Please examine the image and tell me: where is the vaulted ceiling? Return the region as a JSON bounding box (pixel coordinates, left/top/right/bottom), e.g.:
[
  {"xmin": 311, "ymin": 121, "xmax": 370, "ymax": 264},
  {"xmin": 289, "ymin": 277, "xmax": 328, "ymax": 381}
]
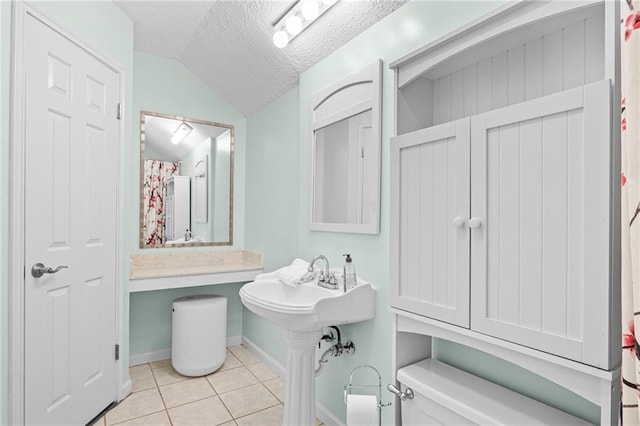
[{"xmin": 114, "ymin": 0, "xmax": 407, "ymax": 115}]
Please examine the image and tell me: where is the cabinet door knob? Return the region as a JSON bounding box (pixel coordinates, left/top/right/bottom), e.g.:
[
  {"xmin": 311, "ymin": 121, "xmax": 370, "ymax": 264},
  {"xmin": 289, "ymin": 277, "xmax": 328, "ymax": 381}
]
[
  {"xmin": 469, "ymin": 218, "xmax": 482, "ymax": 229},
  {"xmin": 452, "ymin": 216, "xmax": 466, "ymax": 228}
]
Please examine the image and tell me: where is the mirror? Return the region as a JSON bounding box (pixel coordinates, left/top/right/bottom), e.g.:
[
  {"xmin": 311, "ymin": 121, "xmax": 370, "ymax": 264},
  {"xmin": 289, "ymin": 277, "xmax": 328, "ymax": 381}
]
[
  {"xmin": 139, "ymin": 111, "xmax": 233, "ymax": 248},
  {"xmin": 309, "ymin": 60, "xmax": 381, "ymax": 234},
  {"xmin": 313, "ymin": 109, "xmax": 376, "ymax": 224}
]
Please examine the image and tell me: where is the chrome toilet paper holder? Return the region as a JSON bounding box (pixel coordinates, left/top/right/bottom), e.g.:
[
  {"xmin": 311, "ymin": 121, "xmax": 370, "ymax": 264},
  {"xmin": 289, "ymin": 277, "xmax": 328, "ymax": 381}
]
[{"xmin": 344, "ymin": 364, "xmax": 391, "ymax": 425}]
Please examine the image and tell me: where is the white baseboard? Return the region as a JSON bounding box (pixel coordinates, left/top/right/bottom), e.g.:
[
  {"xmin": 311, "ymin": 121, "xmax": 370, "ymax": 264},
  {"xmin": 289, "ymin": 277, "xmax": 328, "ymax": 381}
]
[
  {"xmin": 240, "ymin": 336, "xmax": 285, "ymax": 377},
  {"xmin": 241, "ymin": 336, "xmax": 345, "ymax": 426},
  {"xmin": 227, "ymin": 335, "xmax": 242, "ymax": 346},
  {"xmin": 129, "ymin": 348, "xmax": 172, "ymax": 366},
  {"xmin": 316, "ymin": 400, "xmax": 344, "ymax": 426},
  {"xmin": 129, "ymin": 335, "xmax": 242, "ymax": 366}
]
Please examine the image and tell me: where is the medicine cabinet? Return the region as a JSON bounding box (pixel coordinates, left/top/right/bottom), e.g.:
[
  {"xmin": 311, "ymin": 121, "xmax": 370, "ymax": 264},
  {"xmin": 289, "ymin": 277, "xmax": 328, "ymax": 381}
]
[{"xmin": 309, "ymin": 60, "xmax": 382, "ymax": 234}]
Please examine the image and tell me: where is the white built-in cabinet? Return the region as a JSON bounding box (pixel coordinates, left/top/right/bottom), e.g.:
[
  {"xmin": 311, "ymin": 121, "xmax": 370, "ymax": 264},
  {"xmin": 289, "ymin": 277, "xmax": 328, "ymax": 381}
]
[{"xmin": 389, "ymin": 1, "xmax": 620, "ymax": 424}]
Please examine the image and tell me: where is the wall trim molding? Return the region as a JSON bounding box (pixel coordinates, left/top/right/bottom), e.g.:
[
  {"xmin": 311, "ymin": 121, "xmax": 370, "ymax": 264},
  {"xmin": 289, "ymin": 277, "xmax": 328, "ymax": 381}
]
[
  {"xmin": 240, "ymin": 336, "xmax": 285, "ymax": 377},
  {"xmin": 129, "ymin": 349, "xmax": 172, "ymax": 367},
  {"xmin": 129, "ymin": 335, "xmax": 242, "ymax": 367}
]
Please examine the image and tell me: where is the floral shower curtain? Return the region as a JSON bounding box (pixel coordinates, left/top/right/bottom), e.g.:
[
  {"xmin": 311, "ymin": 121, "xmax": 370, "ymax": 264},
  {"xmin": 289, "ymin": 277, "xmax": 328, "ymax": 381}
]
[
  {"xmin": 143, "ymin": 159, "xmax": 179, "ymax": 246},
  {"xmin": 622, "ymin": 0, "xmax": 640, "ymax": 423}
]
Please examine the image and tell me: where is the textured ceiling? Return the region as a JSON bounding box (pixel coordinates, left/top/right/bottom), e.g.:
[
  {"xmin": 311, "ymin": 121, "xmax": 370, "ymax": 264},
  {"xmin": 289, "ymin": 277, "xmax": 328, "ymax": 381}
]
[{"xmin": 114, "ymin": 0, "xmax": 407, "ymax": 115}]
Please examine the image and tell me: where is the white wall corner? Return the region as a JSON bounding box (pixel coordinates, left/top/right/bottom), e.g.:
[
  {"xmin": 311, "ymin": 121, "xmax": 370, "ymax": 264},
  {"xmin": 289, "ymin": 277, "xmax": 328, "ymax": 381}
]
[{"xmin": 119, "ymin": 379, "xmax": 132, "ymax": 402}]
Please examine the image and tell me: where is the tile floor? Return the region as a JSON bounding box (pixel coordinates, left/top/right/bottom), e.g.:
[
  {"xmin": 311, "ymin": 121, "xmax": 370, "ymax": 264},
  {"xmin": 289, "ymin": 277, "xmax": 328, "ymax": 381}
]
[{"xmin": 95, "ymin": 345, "xmax": 325, "ymax": 426}]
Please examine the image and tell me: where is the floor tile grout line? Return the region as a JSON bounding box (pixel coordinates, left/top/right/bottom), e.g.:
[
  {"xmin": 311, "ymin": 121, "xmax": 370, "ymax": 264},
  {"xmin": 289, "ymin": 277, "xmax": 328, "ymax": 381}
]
[
  {"xmin": 108, "ymin": 407, "xmax": 167, "ymax": 426},
  {"xmin": 215, "ymin": 382, "xmax": 281, "ymax": 420},
  {"xmin": 124, "ymin": 345, "xmax": 283, "ymax": 425},
  {"xmin": 213, "ymin": 383, "xmax": 239, "ymax": 423},
  {"xmin": 260, "ymin": 375, "xmax": 285, "ymax": 403},
  {"xmin": 232, "ymin": 402, "xmax": 285, "ymax": 423},
  {"xmin": 149, "ymin": 363, "xmax": 173, "ymax": 423},
  {"xmin": 104, "ymin": 385, "xmax": 166, "ymax": 426},
  {"xmin": 164, "ymin": 393, "xmax": 224, "ymax": 411}
]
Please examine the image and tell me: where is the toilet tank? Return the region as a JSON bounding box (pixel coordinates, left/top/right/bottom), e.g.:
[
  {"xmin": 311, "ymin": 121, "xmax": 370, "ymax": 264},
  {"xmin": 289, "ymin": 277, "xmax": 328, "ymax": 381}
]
[{"xmin": 396, "ymin": 359, "xmax": 591, "ymax": 425}]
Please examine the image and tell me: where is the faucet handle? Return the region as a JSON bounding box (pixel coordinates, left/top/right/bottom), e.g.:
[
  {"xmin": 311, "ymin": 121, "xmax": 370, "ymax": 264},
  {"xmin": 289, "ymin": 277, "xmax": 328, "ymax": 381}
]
[{"xmin": 328, "ymin": 273, "xmax": 338, "ymax": 285}]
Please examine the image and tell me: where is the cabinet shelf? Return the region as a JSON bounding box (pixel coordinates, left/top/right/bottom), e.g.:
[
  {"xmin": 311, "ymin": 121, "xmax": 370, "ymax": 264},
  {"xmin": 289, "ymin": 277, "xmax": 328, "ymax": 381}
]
[{"xmin": 392, "ymin": 1, "xmax": 606, "ymax": 136}]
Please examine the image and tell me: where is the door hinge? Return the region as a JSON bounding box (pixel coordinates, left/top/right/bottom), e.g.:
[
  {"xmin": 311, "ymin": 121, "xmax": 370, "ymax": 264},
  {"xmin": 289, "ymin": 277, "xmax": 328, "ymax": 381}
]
[
  {"xmin": 117, "ymin": 103, "xmax": 122, "ymax": 120},
  {"xmin": 115, "ymin": 344, "xmax": 120, "ymax": 361}
]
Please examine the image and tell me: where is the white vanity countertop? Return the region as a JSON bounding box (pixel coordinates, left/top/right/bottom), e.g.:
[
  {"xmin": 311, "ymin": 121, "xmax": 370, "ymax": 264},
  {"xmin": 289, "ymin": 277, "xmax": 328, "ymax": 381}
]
[{"xmin": 129, "ymin": 250, "xmax": 263, "ymax": 292}]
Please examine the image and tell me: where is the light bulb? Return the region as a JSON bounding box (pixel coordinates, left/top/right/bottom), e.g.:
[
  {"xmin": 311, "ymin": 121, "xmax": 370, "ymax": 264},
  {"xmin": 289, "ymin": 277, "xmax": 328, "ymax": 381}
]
[
  {"xmin": 273, "ymin": 30, "xmax": 289, "ymax": 48},
  {"xmin": 285, "ymin": 15, "xmax": 302, "ymax": 36},
  {"xmin": 301, "ymin": 0, "xmax": 320, "ymax": 21}
]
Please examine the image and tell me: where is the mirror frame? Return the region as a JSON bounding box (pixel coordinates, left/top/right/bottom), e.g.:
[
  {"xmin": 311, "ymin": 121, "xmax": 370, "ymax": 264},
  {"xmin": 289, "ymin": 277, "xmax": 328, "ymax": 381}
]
[
  {"xmin": 308, "ymin": 60, "xmax": 382, "ymax": 234},
  {"xmin": 139, "ymin": 111, "xmax": 234, "ymax": 248}
]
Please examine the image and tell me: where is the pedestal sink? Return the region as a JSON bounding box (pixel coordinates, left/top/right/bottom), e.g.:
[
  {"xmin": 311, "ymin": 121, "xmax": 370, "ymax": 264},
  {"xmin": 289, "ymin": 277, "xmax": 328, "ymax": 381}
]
[{"xmin": 239, "ymin": 277, "xmax": 376, "ymax": 426}]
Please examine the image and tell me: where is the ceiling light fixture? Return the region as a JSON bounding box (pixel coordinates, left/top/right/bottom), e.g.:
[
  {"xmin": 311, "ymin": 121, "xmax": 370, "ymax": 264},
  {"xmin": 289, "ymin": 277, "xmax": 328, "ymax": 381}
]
[
  {"xmin": 272, "ymin": 0, "xmax": 338, "ymax": 48},
  {"xmin": 171, "ymin": 121, "xmax": 192, "ymax": 144}
]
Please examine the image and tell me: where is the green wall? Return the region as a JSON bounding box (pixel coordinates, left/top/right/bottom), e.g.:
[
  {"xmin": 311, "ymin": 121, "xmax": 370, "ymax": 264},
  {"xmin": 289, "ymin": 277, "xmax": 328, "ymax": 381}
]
[
  {"xmin": 244, "ymin": 1, "xmax": 599, "ymax": 424},
  {"xmin": 128, "ymin": 51, "xmax": 249, "ymax": 356},
  {"xmin": 130, "ymin": 284, "xmax": 244, "ymax": 355},
  {"xmin": 244, "ymin": 86, "xmax": 301, "ymax": 366},
  {"xmin": 244, "ymin": 86, "xmax": 300, "ymax": 273}
]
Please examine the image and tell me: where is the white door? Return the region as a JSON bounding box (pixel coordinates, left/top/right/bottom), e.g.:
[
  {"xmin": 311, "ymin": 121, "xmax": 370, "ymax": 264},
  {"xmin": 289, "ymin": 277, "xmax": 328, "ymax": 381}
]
[
  {"xmin": 390, "ymin": 118, "xmax": 470, "ymax": 327},
  {"xmin": 470, "ymin": 80, "xmax": 611, "ymax": 368},
  {"xmin": 23, "ymin": 13, "xmax": 119, "ymax": 425}
]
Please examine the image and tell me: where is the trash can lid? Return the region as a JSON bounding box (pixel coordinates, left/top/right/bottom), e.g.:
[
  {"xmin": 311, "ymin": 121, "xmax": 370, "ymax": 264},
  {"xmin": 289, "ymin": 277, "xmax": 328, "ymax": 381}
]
[{"xmin": 172, "ymin": 294, "xmax": 226, "ymax": 307}]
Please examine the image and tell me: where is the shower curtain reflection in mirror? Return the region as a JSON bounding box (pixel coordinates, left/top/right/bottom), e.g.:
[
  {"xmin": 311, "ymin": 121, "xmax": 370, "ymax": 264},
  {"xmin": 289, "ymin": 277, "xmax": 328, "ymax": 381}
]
[{"xmin": 143, "ymin": 160, "xmax": 179, "ymax": 246}]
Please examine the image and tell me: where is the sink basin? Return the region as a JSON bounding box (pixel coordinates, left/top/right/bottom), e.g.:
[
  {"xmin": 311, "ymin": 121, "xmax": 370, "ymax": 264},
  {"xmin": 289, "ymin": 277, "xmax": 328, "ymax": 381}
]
[
  {"xmin": 239, "ymin": 278, "xmax": 376, "ymax": 331},
  {"xmin": 239, "ymin": 269, "xmax": 377, "ymax": 425}
]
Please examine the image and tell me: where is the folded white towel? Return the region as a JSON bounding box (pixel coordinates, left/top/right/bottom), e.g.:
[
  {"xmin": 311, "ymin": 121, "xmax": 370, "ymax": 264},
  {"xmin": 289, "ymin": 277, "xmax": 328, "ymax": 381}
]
[
  {"xmin": 255, "ymin": 258, "xmax": 314, "ymax": 286},
  {"xmin": 275, "ymin": 258, "xmax": 312, "ymax": 286}
]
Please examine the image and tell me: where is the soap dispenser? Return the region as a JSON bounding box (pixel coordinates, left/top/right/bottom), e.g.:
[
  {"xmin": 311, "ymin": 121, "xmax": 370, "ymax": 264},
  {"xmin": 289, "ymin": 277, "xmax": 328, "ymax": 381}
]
[{"xmin": 343, "ymin": 254, "xmax": 357, "ymax": 291}]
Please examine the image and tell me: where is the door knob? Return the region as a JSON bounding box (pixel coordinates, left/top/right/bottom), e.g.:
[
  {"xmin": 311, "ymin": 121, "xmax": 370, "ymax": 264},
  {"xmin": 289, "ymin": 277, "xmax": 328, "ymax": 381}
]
[
  {"xmin": 452, "ymin": 216, "xmax": 466, "ymax": 228},
  {"xmin": 469, "ymin": 218, "xmax": 482, "ymax": 229},
  {"xmin": 31, "ymin": 263, "xmax": 68, "ymax": 278}
]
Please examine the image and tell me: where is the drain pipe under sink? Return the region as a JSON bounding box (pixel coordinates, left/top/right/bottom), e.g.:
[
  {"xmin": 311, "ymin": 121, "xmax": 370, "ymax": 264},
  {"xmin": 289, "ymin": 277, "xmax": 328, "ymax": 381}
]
[
  {"xmin": 315, "ymin": 326, "xmax": 355, "ymax": 376},
  {"xmin": 315, "ymin": 347, "xmax": 334, "ymax": 376}
]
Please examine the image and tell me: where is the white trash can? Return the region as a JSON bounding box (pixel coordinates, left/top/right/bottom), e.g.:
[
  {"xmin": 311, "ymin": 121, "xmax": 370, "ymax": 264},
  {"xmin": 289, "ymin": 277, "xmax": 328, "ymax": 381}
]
[{"xmin": 171, "ymin": 295, "xmax": 227, "ymax": 376}]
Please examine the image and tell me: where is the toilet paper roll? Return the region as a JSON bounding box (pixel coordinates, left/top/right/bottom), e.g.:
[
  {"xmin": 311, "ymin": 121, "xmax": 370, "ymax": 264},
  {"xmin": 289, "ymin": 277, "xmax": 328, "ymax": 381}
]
[{"xmin": 346, "ymin": 394, "xmax": 378, "ymax": 426}]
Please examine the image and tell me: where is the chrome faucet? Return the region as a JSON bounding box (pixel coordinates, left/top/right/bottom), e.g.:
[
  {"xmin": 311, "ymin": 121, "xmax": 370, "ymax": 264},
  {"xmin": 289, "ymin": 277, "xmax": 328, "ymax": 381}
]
[{"xmin": 308, "ymin": 255, "xmax": 339, "ymax": 289}]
